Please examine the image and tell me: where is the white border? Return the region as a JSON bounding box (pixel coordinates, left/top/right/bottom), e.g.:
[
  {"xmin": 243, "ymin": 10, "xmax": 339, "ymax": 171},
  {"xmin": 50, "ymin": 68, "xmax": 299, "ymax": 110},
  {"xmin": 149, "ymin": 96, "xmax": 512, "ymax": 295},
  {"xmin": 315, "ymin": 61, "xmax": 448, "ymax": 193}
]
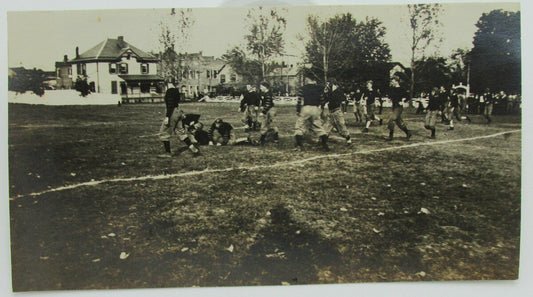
[{"xmin": 1, "ymin": 1, "xmax": 531, "ymax": 297}]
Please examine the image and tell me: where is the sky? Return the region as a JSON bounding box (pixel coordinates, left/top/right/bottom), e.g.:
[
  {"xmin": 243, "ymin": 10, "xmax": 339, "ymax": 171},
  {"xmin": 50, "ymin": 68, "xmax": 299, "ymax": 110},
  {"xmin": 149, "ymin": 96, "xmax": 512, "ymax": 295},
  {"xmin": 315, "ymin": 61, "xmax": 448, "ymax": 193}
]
[{"xmin": 6, "ymin": 1, "xmax": 520, "ymax": 70}]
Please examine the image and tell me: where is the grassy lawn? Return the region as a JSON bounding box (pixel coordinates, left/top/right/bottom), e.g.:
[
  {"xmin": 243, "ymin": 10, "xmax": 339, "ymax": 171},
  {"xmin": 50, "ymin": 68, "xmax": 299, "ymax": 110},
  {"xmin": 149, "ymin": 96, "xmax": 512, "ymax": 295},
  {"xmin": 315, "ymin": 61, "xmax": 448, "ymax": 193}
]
[{"xmin": 8, "ymin": 102, "xmax": 521, "ymax": 291}]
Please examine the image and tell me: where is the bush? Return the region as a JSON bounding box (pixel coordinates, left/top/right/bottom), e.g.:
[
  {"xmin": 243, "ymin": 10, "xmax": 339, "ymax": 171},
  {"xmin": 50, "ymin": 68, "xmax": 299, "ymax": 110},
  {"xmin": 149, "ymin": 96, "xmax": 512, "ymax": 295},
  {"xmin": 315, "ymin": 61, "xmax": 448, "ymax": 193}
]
[{"xmin": 74, "ymin": 77, "xmax": 91, "ymax": 97}]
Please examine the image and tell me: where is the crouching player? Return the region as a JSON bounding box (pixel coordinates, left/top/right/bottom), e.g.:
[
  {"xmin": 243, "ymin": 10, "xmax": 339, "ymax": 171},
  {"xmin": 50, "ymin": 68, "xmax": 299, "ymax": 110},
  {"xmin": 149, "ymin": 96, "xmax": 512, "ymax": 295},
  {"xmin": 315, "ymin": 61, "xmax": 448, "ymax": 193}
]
[
  {"xmin": 158, "ymin": 84, "xmax": 199, "ymax": 157},
  {"xmin": 208, "ymin": 118, "xmax": 235, "ymax": 146}
]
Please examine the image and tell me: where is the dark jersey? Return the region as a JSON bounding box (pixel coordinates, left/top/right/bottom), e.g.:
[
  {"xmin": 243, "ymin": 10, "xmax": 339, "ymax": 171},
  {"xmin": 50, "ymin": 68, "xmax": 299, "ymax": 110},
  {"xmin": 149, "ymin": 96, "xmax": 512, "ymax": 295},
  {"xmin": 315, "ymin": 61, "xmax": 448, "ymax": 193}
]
[
  {"xmin": 363, "ymin": 89, "xmax": 377, "ymax": 106},
  {"xmin": 182, "ymin": 114, "xmax": 201, "ymax": 129},
  {"xmin": 450, "ymin": 94, "xmax": 459, "ymax": 108},
  {"xmin": 240, "ymin": 91, "xmax": 261, "ymax": 110},
  {"xmin": 164, "ymin": 87, "xmax": 181, "ymax": 118},
  {"xmin": 428, "ymin": 93, "xmax": 444, "ymax": 111},
  {"xmin": 296, "ymin": 84, "xmax": 324, "ymax": 113},
  {"xmin": 327, "ymin": 87, "xmax": 346, "ymax": 111},
  {"xmin": 194, "ymin": 130, "xmax": 210, "ymax": 145},
  {"xmin": 208, "ymin": 121, "xmax": 234, "ymax": 140},
  {"xmin": 389, "ymin": 87, "xmax": 407, "ymax": 108},
  {"xmin": 484, "ymin": 93, "xmax": 494, "ymax": 104},
  {"xmin": 260, "ymin": 91, "xmax": 274, "ymax": 113}
]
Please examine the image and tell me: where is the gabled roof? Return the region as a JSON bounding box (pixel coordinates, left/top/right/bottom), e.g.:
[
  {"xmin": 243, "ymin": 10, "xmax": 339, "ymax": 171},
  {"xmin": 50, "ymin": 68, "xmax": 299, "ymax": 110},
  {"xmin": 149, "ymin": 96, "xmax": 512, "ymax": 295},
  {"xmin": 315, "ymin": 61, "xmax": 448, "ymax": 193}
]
[{"xmin": 70, "ymin": 37, "xmax": 158, "ymax": 63}]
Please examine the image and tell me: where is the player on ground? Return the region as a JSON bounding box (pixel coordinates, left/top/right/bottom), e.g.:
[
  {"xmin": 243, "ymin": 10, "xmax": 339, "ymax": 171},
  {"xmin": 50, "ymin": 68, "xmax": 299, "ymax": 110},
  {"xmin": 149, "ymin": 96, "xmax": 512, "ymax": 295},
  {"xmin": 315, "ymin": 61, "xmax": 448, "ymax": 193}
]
[
  {"xmin": 323, "ymin": 79, "xmax": 351, "ymax": 144},
  {"xmin": 386, "ymin": 74, "xmax": 412, "ymax": 141},
  {"xmin": 294, "ymin": 81, "xmax": 329, "ymax": 151},
  {"xmin": 208, "ymin": 118, "xmax": 235, "ymax": 146},
  {"xmin": 258, "ymin": 82, "xmax": 279, "ymax": 145},
  {"xmin": 158, "ymin": 83, "xmax": 199, "ymax": 157},
  {"xmin": 361, "ymin": 80, "xmax": 383, "ymax": 133}
]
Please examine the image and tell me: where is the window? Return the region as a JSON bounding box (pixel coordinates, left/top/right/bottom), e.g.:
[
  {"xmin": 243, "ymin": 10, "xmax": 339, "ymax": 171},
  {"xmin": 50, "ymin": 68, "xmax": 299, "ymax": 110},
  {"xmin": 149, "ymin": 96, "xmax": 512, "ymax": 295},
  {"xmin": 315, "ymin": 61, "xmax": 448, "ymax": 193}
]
[
  {"xmin": 230, "ymin": 73, "xmax": 237, "ymax": 82},
  {"xmin": 118, "ymin": 63, "xmax": 128, "ymax": 74},
  {"xmin": 213, "ymin": 70, "xmax": 218, "ymax": 78},
  {"xmin": 220, "ymin": 74, "xmax": 226, "ymax": 83},
  {"xmin": 140, "ymin": 63, "xmax": 149, "ymax": 74},
  {"xmin": 206, "ymin": 70, "xmax": 210, "ymax": 78},
  {"xmin": 57, "ymin": 69, "xmax": 61, "ymax": 78},
  {"xmin": 89, "ymin": 81, "xmax": 96, "ymax": 92},
  {"xmin": 77, "ymin": 63, "xmax": 86, "ymax": 76},
  {"xmin": 111, "ymin": 81, "xmax": 118, "ymax": 94},
  {"xmin": 68, "ymin": 67, "xmax": 72, "ymax": 75},
  {"xmin": 109, "ymin": 63, "xmax": 117, "ymax": 74}
]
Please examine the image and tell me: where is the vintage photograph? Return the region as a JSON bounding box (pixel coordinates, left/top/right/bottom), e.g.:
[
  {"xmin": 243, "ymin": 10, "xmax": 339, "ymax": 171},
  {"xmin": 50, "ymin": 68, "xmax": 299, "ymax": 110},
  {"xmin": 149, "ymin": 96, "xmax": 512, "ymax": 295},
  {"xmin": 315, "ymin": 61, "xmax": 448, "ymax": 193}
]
[{"xmin": 7, "ymin": 1, "xmax": 522, "ymax": 292}]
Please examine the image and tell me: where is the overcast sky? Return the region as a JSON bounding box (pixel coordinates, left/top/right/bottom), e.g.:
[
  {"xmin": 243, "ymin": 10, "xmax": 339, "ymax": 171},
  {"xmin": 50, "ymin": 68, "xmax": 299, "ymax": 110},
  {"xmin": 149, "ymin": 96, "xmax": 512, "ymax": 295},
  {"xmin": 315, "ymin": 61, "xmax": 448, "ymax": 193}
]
[{"xmin": 7, "ymin": 1, "xmax": 520, "ymax": 70}]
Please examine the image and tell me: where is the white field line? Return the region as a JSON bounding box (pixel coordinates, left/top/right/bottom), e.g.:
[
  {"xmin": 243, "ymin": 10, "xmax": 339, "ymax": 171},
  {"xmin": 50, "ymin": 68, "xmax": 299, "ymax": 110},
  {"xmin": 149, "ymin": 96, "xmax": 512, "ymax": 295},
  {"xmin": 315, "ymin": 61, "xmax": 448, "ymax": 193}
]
[{"xmin": 11, "ymin": 129, "xmax": 520, "ymax": 200}]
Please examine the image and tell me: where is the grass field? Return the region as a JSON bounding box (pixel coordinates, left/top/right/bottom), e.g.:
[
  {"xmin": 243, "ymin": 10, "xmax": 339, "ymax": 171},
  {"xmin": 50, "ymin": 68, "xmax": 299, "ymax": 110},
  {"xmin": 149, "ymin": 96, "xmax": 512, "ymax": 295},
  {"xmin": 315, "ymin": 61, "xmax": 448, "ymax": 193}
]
[{"xmin": 8, "ymin": 102, "xmax": 521, "ymax": 291}]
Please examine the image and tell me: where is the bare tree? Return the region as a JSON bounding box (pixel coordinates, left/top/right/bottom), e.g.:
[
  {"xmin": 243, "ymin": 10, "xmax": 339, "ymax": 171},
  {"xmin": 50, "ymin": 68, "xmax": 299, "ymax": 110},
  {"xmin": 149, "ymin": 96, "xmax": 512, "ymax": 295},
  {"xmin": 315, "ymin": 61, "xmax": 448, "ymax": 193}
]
[
  {"xmin": 407, "ymin": 4, "xmax": 442, "ymax": 98},
  {"xmin": 158, "ymin": 8, "xmax": 195, "ymax": 85},
  {"xmin": 244, "ymin": 7, "xmax": 287, "ymax": 81}
]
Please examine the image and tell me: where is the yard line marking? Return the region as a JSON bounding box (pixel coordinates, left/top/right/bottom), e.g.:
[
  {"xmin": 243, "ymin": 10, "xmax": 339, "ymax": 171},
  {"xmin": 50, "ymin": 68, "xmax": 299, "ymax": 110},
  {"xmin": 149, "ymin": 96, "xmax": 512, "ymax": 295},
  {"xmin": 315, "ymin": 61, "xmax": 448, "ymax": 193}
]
[{"xmin": 11, "ymin": 129, "xmax": 520, "ymax": 200}]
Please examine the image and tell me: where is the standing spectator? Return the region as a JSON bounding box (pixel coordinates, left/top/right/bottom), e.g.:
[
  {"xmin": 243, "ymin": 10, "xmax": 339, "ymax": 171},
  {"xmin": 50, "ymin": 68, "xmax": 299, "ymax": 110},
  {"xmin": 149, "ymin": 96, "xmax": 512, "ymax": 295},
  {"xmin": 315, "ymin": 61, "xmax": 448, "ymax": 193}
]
[
  {"xmin": 294, "ymin": 81, "xmax": 329, "ymax": 151},
  {"xmin": 258, "ymin": 82, "xmax": 279, "ymax": 145},
  {"xmin": 361, "ymin": 80, "xmax": 383, "ymax": 133}
]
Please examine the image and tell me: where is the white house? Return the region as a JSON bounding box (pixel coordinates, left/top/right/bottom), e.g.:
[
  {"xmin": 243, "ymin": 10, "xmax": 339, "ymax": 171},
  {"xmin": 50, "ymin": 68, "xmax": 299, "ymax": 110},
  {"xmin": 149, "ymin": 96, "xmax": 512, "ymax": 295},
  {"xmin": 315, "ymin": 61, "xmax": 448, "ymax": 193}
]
[{"xmin": 56, "ymin": 36, "xmax": 164, "ymax": 100}]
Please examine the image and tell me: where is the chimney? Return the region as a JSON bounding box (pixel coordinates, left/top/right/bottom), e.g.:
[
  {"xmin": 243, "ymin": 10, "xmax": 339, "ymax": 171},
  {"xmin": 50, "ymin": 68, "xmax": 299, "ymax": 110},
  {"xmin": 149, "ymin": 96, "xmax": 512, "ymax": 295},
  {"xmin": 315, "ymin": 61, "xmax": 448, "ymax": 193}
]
[
  {"xmin": 75, "ymin": 47, "xmax": 79, "ymax": 59},
  {"xmin": 64, "ymin": 55, "xmax": 68, "ymax": 62},
  {"xmin": 118, "ymin": 36, "xmax": 124, "ymax": 42}
]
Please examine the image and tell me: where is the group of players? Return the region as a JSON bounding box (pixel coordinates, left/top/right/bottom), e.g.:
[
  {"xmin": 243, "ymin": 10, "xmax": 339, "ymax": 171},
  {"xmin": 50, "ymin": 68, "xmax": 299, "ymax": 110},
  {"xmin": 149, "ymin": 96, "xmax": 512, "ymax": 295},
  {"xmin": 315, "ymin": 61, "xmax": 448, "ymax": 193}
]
[{"xmin": 158, "ymin": 73, "xmax": 489, "ymax": 157}]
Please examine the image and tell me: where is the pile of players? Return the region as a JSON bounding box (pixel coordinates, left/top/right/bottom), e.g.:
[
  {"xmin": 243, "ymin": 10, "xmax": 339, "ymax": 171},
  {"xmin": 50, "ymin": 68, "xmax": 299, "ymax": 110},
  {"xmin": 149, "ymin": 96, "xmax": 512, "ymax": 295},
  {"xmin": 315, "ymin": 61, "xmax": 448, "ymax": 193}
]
[{"xmin": 158, "ymin": 76, "xmax": 488, "ymax": 157}]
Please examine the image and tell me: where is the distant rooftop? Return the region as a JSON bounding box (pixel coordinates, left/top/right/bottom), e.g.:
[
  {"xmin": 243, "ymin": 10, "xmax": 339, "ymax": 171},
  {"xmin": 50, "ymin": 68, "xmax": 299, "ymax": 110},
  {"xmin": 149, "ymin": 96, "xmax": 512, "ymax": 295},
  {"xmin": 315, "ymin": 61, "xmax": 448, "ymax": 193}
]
[{"xmin": 69, "ymin": 36, "xmax": 158, "ymax": 63}]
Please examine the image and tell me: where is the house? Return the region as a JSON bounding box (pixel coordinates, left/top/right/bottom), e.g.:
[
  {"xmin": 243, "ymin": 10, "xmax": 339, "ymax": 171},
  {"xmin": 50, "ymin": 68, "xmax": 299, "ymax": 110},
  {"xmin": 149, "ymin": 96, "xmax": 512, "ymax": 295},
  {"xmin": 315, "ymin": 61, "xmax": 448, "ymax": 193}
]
[
  {"xmin": 177, "ymin": 52, "xmax": 242, "ymax": 98},
  {"xmin": 56, "ymin": 36, "xmax": 164, "ymax": 100},
  {"xmin": 264, "ymin": 64, "xmax": 308, "ymax": 96}
]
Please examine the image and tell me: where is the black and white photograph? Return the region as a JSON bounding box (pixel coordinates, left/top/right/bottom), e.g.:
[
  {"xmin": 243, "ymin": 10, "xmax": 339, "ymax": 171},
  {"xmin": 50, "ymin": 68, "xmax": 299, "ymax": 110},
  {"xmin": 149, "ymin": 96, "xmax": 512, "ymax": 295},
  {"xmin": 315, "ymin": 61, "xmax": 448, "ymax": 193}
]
[{"xmin": 3, "ymin": 0, "xmax": 530, "ymax": 295}]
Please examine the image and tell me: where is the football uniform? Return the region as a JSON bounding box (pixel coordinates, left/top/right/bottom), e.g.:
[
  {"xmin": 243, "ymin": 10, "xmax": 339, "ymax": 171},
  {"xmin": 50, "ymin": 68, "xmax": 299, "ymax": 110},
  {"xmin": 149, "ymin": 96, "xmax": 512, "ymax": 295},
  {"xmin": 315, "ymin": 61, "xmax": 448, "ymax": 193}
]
[
  {"xmin": 294, "ymin": 84, "xmax": 329, "ymax": 151},
  {"xmin": 323, "ymin": 85, "xmax": 351, "ymax": 142},
  {"xmin": 387, "ymin": 86, "xmax": 411, "ymax": 140}
]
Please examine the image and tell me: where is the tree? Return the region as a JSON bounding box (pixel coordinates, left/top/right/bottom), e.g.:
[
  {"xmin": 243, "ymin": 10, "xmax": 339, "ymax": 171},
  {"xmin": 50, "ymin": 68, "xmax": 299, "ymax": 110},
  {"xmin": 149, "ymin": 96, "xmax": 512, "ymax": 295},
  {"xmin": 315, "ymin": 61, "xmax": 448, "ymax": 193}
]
[
  {"xmin": 449, "ymin": 48, "xmax": 471, "ymax": 86},
  {"xmin": 244, "ymin": 7, "xmax": 287, "ymax": 81},
  {"xmin": 222, "ymin": 46, "xmax": 262, "ymax": 84},
  {"xmin": 8, "ymin": 68, "xmax": 47, "ymax": 96},
  {"xmin": 469, "ymin": 10, "xmax": 520, "ymax": 93},
  {"xmin": 407, "ymin": 4, "xmax": 442, "ymax": 98},
  {"xmin": 413, "ymin": 56, "xmax": 451, "ymax": 94},
  {"xmin": 158, "ymin": 8, "xmax": 194, "ymax": 85},
  {"xmin": 303, "ymin": 13, "xmax": 391, "ymax": 85}
]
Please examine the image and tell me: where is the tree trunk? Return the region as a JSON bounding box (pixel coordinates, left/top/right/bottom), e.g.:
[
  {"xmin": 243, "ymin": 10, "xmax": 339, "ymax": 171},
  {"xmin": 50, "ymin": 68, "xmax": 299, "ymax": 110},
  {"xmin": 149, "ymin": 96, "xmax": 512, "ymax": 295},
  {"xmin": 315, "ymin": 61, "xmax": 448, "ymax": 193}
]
[
  {"xmin": 410, "ymin": 58, "xmax": 415, "ymax": 100},
  {"xmin": 323, "ymin": 45, "xmax": 328, "ymax": 83}
]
